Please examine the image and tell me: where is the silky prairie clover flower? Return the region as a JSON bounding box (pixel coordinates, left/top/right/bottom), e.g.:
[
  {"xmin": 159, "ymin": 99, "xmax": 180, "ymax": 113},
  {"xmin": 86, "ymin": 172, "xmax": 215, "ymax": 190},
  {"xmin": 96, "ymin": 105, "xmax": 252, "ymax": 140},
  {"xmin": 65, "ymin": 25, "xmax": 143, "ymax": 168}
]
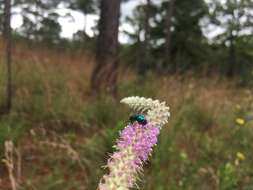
[{"xmin": 98, "ymin": 96, "xmax": 170, "ymax": 190}]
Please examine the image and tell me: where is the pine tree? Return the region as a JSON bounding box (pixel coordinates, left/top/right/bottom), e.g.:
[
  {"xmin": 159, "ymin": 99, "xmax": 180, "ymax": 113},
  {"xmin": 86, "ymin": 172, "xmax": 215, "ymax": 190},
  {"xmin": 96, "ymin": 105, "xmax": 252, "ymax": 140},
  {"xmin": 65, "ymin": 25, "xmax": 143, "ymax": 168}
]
[
  {"xmin": 90, "ymin": 0, "xmax": 121, "ymax": 96},
  {"xmin": 164, "ymin": 0, "xmax": 176, "ymax": 72},
  {"xmin": 209, "ymin": 0, "xmax": 253, "ymax": 77},
  {"xmin": 3, "ymin": 0, "xmax": 12, "ymax": 113}
]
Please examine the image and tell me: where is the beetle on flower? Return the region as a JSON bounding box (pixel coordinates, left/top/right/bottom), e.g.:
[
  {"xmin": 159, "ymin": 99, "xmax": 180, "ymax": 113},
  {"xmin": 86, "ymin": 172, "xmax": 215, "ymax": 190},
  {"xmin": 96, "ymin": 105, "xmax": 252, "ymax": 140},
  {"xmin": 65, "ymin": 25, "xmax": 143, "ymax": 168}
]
[{"xmin": 98, "ymin": 96, "xmax": 170, "ymax": 190}]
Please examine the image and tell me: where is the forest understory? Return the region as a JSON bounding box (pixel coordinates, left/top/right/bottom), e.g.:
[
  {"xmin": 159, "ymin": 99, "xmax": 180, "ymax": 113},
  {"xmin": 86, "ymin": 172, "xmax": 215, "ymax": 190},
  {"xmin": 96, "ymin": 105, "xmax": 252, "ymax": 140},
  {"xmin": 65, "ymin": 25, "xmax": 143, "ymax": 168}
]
[{"xmin": 1, "ymin": 43, "xmax": 253, "ymax": 190}]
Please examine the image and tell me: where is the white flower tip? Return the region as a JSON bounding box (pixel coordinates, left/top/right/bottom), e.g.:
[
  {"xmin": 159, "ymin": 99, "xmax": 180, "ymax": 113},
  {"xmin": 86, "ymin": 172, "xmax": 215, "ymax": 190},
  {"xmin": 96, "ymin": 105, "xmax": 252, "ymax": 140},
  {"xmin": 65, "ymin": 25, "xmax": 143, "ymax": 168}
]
[{"xmin": 121, "ymin": 96, "xmax": 170, "ymax": 127}]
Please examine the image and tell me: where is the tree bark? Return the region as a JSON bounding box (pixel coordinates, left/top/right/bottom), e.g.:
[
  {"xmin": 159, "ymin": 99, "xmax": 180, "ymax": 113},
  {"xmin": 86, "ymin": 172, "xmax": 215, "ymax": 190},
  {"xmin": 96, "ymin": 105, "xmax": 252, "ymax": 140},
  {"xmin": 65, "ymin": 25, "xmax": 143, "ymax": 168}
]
[
  {"xmin": 3, "ymin": 0, "xmax": 12, "ymax": 113},
  {"xmin": 164, "ymin": 0, "xmax": 175, "ymax": 72},
  {"xmin": 227, "ymin": 33, "xmax": 236, "ymax": 77},
  {"xmin": 138, "ymin": 0, "xmax": 151, "ymax": 77},
  {"xmin": 90, "ymin": 0, "xmax": 121, "ymax": 96}
]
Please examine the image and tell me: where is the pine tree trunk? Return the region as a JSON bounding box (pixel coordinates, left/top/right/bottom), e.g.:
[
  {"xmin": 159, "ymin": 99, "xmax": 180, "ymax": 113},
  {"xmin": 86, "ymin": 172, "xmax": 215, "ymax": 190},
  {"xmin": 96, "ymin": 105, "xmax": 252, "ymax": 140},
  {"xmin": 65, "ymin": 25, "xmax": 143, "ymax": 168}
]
[
  {"xmin": 227, "ymin": 35, "xmax": 236, "ymax": 77},
  {"xmin": 164, "ymin": 0, "xmax": 175, "ymax": 73},
  {"xmin": 138, "ymin": 0, "xmax": 151, "ymax": 77},
  {"xmin": 90, "ymin": 0, "xmax": 121, "ymax": 96},
  {"xmin": 3, "ymin": 0, "xmax": 12, "ymax": 113}
]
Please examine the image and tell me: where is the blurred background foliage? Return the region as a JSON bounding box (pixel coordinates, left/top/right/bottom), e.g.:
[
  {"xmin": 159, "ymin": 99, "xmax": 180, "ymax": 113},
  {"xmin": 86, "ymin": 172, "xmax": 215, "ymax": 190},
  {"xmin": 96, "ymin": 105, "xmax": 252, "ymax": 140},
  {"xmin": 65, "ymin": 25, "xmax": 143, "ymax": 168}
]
[{"xmin": 0, "ymin": 0, "xmax": 253, "ymax": 189}]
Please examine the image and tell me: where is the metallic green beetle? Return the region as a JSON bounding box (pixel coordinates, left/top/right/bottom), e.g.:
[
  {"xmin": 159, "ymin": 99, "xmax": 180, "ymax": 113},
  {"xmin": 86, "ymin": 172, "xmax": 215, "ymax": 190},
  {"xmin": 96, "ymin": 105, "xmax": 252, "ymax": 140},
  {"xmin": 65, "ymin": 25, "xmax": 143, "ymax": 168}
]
[{"xmin": 129, "ymin": 114, "xmax": 147, "ymax": 125}]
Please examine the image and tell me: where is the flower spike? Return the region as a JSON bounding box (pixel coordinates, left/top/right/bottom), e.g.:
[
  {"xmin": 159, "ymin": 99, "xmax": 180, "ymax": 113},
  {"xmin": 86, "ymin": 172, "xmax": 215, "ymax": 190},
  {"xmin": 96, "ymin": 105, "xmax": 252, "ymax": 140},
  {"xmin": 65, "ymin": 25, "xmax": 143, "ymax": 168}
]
[{"xmin": 98, "ymin": 97, "xmax": 170, "ymax": 190}]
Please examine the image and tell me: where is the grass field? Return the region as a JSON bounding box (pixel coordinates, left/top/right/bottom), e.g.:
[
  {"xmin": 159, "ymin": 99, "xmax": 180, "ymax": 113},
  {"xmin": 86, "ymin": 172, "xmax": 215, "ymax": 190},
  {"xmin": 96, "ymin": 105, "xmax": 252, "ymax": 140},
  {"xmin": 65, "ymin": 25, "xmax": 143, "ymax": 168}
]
[{"xmin": 1, "ymin": 42, "xmax": 253, "ymax": 190}]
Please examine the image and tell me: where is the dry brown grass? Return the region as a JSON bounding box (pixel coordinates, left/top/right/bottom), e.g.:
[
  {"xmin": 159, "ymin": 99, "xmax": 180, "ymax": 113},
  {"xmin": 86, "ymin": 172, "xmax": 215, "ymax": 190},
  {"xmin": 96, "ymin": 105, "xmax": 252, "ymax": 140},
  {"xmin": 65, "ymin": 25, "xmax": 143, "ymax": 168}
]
[
  {"xmin": 0, "ymin": 39, "xmax": 94, "ymax": 93},
  {"xmin": 0, "ymin": 41, "xmax": 247, "ymax": 135},
  {"xmin": 158, "ymin": 75, "xmax": 244, "ymax": 113}
]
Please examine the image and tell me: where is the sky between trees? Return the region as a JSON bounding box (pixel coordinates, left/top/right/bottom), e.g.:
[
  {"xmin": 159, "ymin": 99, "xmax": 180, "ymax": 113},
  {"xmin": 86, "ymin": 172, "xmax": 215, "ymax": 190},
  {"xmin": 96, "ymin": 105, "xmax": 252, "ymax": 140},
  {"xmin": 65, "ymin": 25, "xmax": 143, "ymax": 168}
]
[{"xmin": 11, "ymin": 0, "xmax": 225, "ymax": 43}]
